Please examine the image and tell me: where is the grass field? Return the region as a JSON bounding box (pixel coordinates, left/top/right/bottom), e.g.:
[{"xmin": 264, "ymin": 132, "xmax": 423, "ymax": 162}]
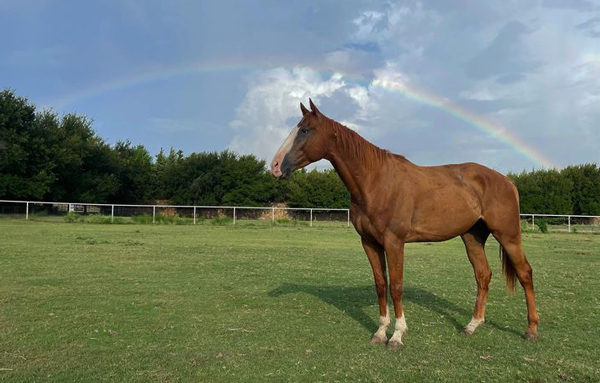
[{"xmin": 1, "ymin": 219, "xmax": 599, "ymax": 382}]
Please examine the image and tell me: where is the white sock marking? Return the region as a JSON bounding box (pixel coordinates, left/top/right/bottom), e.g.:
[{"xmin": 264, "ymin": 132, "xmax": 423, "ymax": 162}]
[
  {"xmin": 389, "ymin": 314, "xmax": 407, "ymax": 345},
  {"xmin": 464, "ymin": 316, "xmax": 485, "ymax": 333},
  {"xmin": 373, "ymin": 307, "xmax": 390, "ymax": 338}
]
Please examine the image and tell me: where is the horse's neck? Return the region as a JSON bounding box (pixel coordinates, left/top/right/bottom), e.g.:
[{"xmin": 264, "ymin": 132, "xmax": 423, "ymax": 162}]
[{"xmin": 326, "ymin": 124, "xmax": 391, "ymax": 205}]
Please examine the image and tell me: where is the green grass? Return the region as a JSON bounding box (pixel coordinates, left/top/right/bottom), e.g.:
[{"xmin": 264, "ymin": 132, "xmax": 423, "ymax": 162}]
[
  {"xmin": 0, "ymin": 220, "xmax": 599, "ymax": 382},
  {"xmin": 7, "ymin": 213, "xmax": 347, "ymax": 228}
]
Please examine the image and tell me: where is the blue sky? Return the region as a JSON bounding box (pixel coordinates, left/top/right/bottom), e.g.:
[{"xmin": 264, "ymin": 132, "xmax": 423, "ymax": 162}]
[{"xmin": 1, "ymin": 0, "xmax": 599, "ymax": 172}]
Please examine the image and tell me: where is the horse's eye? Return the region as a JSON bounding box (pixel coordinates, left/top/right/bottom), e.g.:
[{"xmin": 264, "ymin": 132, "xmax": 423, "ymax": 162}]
[{"xmin": 300, "ymin": 128, "xmax": 308, "ymax": 134}]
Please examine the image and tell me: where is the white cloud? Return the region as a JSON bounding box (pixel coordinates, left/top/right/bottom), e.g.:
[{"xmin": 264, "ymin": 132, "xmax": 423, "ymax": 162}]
[
  {"xmin": 352, "ymin": 11, "xmax": 386, "ymax": 41},
  {"xmin": 459, "ymin": 87, "xmax": 497, "ymax": 101},
  {"xmin": 351, "ymin": 2, "xmax": 441, "ymax": 59},
  {"xmin": 227, "ymin": 62, "xmax": 427, "ymax": 164},
  {"xmin": 229, "ymin": 1, "xmax": 600, "ymax": 171},
  {"xmin": 228, "ymin": 67, "xmax": 346, "ymax": 162}
]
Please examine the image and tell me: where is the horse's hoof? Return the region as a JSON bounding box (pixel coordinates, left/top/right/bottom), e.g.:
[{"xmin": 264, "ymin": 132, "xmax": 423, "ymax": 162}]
[
  {"xmin": 370, "ymin": 333, "xmax": 387, "ymax": 344},
  {"xmin": 525, "ymin": 332, "xmax": 539, "ymax": 342},
  {"xmin": 461, "ymin": 328, "xmax": 475, "ymax": 336},
  {"xmin": 386, "ymin": 339, "xmax": 403, "ymax": 350}
]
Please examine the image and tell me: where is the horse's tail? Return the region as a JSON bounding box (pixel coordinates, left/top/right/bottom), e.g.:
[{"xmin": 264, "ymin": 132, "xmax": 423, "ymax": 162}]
[{"xmin": 500, "ymin": 245, "xmax": 517, "ymax": 295}]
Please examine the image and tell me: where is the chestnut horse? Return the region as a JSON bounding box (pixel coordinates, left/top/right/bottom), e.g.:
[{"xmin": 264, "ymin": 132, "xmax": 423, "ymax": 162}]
[{"xmin": 271, "ymin": 100, "xmax": 539, "ymax": 349}]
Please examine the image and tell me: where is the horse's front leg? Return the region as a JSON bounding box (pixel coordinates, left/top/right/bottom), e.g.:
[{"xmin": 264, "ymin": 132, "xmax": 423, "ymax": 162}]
[
  {"xmin": 361, "ymin": 238, "xmax": 389, "ymax": 344},
  {"xmin": 384, "ymin": 234, "xmax": 407, "ymax": 349}
]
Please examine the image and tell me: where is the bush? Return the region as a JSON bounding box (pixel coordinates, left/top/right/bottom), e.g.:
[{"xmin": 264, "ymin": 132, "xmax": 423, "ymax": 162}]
[
  {"xmin": 131, "ymin": 214, "xmax": 153, "ymax": 224},
  {"xmin": 155, "ymin": 214, "xmax": 193, "ymax": 225},
  {"xmin": 174, "ymin": 217, "xmax": 193, "ymax": 225},
  {"xmin": 211, "ymin": 216, "xmax": 233, "ymax": 226},
  {"xmin": 537, "ymin": 219, "xmax": 548, "ymax": 234},
  {"xmin": 64, "ymin": 213, "xmax": 83, "ymax": 223},
  {"xmin": 275, "ymin": 218, "xmax": 309, "ymax": 227},
  {"xmin": 85, "ymin": 215, "xmax": 125, "ymax": 224}
]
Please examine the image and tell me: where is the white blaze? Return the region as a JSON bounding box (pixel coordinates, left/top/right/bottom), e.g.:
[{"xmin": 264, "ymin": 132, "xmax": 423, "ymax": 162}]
[{"xmin": 271, "ymin": 126, "xmax": 299, "ymax": 177}]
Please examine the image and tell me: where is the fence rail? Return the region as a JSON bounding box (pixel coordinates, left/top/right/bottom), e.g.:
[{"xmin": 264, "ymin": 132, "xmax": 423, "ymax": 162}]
[
  {"xmin": 2, "ymin": 200, "xmax": 600, "ymax": 233},
  {"xmin": 0, "ymin": 199, "xmax": 351, "ymax": 227}
]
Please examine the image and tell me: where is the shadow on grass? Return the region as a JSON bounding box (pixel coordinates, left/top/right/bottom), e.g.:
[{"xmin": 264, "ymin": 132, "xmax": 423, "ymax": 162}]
[{"xmin": 268, "ymin": 283, "xmax": 521, "ymax": 337}]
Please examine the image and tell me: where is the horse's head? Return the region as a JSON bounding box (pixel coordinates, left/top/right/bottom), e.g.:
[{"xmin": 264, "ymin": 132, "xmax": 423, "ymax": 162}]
[{"xmin": 271, "ymin": 99, "xmax": 334, "ymax": 179}]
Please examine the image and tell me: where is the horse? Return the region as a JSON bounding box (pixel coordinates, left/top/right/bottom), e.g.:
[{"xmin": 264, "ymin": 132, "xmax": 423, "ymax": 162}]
[{"xmin": 270, "ymin": 99, "xmax": 539, "ymax": 349}]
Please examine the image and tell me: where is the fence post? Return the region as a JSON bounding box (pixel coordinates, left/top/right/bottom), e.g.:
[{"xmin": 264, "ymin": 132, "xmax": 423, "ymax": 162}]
[
  {"xmin": 347, "ymin": 209, "xmax": 350, "ymax": 227},
  {"xmin": 310, "ymin": 209, "xmax": 313, "ymax": 227},
  {"xmin": 153, "ymin": 206, "xmax": 156, "ymax": 224},
  {"xmin": 568, "ymin": 215, "xmax": 571, "ymax": 233},
  {"xmin": 26, "ymin": 202, "xmax": 29, "ymax": 220},
  {"xmin": 111, "ymin": 205, "xmax": 114, "ymax": 223},
  {"xmin": 233, "ymin": 207, "xmax": 236, "ymax": 225},
  {"xmin": 532, "ymin": 215, "xmax": 535, "ymax": 231},
  {"xmin": 272, "ymin": 207, "xmax": 275, "ymax": 225},
  {"xmin": 193, "ymin": 206, "xmax": 196, "ymax": 225}
]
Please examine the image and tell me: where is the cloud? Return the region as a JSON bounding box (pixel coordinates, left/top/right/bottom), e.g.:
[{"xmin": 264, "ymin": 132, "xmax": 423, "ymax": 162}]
[
  {"xmin": 343, "ymin": 42, "xmax": 381, "ymax": 53},
  {"xmin": 542, "ymin": 0, "xmax": 598, "ymax": 12},
  {"xmin": 576, "ymin": 17, "xmax": 600, "ymax": 38},
  {"xmin": 227, "ymin": 67, "xmax": 346, "ymax": 162},
  {"xmin": 350, "ymin": 2, "xmax": 442, "ymax": 60},
  {"xmin": 228, "ymin": 1, "xmax": 600, "ymax": 171},
  {"xmin": 465, "ymin": 21, "xmax": 542, "ymax": 80}
]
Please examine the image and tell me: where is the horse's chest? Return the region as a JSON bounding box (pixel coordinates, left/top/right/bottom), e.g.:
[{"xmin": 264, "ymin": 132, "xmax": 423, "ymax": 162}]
[{"xmin": 351, "ymin": 207, "xmax": 385, "ymax": 243}]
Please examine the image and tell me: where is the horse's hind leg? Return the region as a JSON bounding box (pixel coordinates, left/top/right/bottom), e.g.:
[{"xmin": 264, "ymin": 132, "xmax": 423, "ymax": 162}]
[
  {"xmin": 493, "ymin": 231, "xmax": 540, "ymax": 340},
  {"xmin": 461, "ymin": 221, "xmax": 491, "ymax": 335}
]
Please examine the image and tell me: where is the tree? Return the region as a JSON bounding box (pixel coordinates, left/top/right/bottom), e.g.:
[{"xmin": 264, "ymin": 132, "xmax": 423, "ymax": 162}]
[
  {"xmin": 112, "ymin": 141, "xmax": 154, "ymax": 203},
  {"xmin": 562, "ymin": 164, "xmax": 600, "ymax": 215},
  {"xmin": 46, "ymin": 113, "xmax": 119, "ymax": 203},
  {"xmin": 220, "ymin": 153, "xmax": 276, "ymax": 206},
  {"xmin": 510, "ymin": 169, "xmax": 573, "ymax": 214},
  {"xmin": 286, "ymin": 169, "xmax": 350, "ymax": 208},
  {"xmin": 0, "ymin": 90, "xmax": 55, "ymax": 199},
  {"xmin": 167, "ymin": 150, "xmax": 276, "ymax": 206},
  {"xmin": 153, "ymin": 148, "xmax": 185, "ymax": 201}
]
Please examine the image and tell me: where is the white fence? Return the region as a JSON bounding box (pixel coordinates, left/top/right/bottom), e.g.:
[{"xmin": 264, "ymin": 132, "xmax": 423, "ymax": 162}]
[
  {"xmin": 2, "ymin": 199, "xmax": 600, "ymax": 233},
  {"xmin": 0, "ymin": 199, "xmax": 351, "ymax": 227},
  {"xmin": 520, "ymin": 213, "xmax": 600, "ymax": 233}
]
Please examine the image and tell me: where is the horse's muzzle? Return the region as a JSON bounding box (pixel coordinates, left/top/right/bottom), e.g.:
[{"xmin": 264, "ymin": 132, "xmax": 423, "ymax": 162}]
[{"xmin": 271, "ymin": 153, "xmax": 294, "ymax": 179}]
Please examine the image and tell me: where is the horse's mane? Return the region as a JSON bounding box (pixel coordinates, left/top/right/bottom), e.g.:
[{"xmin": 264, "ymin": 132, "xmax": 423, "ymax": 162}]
[{"xmin": 330, "ymin": 119, "xmax": 406, "ymax": 167}]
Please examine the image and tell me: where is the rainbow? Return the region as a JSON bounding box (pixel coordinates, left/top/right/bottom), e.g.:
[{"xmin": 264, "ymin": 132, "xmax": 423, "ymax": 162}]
[
  {"xmin": 371, "ymin": 75, "xmax": 556, "ymax": 168},
  {"xmin": 46, "ymin": 61, "xmax": 556, "ymax": 168},
  {"xmin": 46, "ymin": 60, "xmax": 257, "ymax": 109}
]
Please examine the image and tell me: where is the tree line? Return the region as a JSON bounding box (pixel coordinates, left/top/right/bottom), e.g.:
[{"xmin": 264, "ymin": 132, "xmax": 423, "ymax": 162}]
[
  {"xmin": 508, "ymin": 165, "xmax": 600, "ymax": 215},
  {"xmin": 1, "ymin": 89, "xmax": 599, "ymax": 214},
  {"xmin": 0, "ymin": 89, "xmax": 349, "ymax": 208}
]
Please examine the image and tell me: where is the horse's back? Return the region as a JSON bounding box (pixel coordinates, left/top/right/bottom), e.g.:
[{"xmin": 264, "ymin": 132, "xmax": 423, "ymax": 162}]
[{"xmin": 428, "ymin": 162, "xmax": 517, "ymax": 202}]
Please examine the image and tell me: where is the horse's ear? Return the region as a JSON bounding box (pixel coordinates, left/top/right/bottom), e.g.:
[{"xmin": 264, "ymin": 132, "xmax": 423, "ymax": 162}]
[
  {"xmin": 300, "ymin": 102, "xmax": 310, "ymax": 116},
  {"xmin": 309, "ymin": 98, "xmax": 321, "ymax": 118}
]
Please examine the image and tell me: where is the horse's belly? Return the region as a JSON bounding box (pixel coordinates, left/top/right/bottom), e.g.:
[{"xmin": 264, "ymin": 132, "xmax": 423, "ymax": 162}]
[{"xmin": 407, "ymin": 190, "xmax": 481, "ymax": 241}]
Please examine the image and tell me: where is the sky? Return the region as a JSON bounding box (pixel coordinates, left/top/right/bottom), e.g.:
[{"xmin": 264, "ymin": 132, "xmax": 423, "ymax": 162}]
[{"xmin": 1, "ymin": 0, "xmax": 599, "ymax": 173}]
